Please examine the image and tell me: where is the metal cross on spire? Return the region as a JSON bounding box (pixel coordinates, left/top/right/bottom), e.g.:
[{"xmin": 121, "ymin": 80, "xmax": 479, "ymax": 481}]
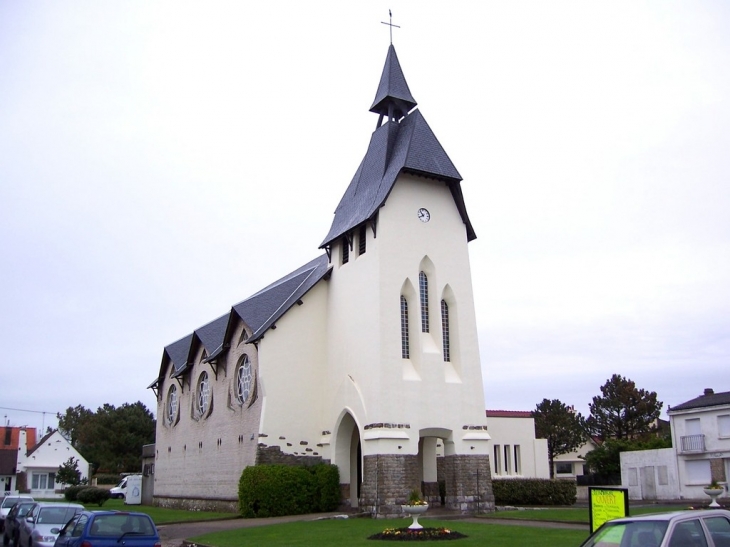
[{"xmin": 381, "ymin": 10, "xmax": 400, "ymax": 45}]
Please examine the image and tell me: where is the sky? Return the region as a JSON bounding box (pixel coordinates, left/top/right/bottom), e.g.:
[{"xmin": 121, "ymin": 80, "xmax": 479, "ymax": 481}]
[{"xmin": 1, "ymin": 2, "xmax": 729, "ymax": 433}]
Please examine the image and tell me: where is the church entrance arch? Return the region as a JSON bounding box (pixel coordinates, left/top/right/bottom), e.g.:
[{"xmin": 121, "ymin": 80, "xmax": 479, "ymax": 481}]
[
  {"xmin": 333, "ymin": 411, "xmax": 362, "ymax": 508},
  {"xmin": 419, "ymin": 427, "xmax": 451, "ymax": 506}
]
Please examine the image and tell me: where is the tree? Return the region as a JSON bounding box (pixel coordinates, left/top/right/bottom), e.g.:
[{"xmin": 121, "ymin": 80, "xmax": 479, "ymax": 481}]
[
  {"xmin": 532, "ymin": 399, "xmax": 587, "ymax": 478},
  {"xmin": 586, "ymin": 374, "xmax": 662, "ymax": 441},
  {"xmin": 57, "ymin": 401, "xmax": 156, "ymax": 474},
  {"xmin": 56, "ymin": 456, "xmax": 82, "ymax": 486},
  {"xmin": 57, "ymin": 405, "xmax": 94, "ymax": 446},
  {"xmin": 584, "ymin": 437, "xmax": 672, "ymax": 479}
]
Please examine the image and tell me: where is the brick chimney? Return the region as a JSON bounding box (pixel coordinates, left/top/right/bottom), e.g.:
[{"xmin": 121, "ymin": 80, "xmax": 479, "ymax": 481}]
[{"xmin": 704, "ymin": 388, "xmax": 714, "ymax": 396}]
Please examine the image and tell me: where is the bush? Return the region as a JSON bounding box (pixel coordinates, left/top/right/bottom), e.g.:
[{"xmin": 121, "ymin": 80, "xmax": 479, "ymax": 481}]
[
  {"xmin": 308, "ymin": 464, "xmax": 340, "ymax": 513},
  {"xmin": 93, "ymin": 474, "xmax": 122, "ymax": 485},
  {"xmin": 64, "ymin": 485, "xmax": 88, "ymax": 502},
  {"xmin": 238, "ymin": 463, "xmax": 340, "ymax": 518},
  {"xmin": 492, "ymin": 478, "xmax": 576, "ymax": 506},
  {"xmin": 76, "ymin": 487, "xmax": 111, "ymax": 507}
]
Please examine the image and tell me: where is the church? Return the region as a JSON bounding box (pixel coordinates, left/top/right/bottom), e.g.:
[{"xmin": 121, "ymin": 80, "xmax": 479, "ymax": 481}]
[{"xmin": 148, "ymin": 42, "xmax": 495, "ymax": 516}]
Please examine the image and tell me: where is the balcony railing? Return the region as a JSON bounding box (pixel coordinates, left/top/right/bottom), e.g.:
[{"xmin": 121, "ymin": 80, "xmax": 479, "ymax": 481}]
[{"xmin": 680, "ymin": 434, "xmax": 705, "ymax": 453}]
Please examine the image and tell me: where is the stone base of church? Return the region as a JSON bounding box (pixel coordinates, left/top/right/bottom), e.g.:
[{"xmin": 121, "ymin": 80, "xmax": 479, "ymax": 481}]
[
  {"xmin": 357, "ymin": 454, "xmax": 494, "ymax": 517},
  {"xmin": 441, "ymin": 454, "xmax": 495, "ymax": 514},
  {"xmin": 359, "ymin": 454, "xmax": 420, "ymax": 517},
  {"xmin": 153, "ymin": 495, "xmax": 239, "ymax": 513}
]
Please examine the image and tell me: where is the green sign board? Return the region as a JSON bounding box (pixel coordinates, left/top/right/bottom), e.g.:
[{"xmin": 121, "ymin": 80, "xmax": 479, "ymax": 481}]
[{"xmin": 589, "ymin": 487, "xmax": 629, "ymax": 533}]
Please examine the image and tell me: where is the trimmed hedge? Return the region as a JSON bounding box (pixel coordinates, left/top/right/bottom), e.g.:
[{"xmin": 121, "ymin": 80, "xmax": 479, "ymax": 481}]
[
  {"xmin": 238, "ymin": 463, "xmax": 340, "ymax": 518},
  {"xmin": 76, "ymin": 487, "xmax": 111, "ymax": 506},
  {"xmin": 93, "ymin": 474, "xmax": 122, "ymax": 485},
  {"xmin": 492, "ymin": 478, "xmax": 577, "ymax": 506},
  {"xmin": 64, "ymin": 485, "xmax": 88, "ymax": 502}
]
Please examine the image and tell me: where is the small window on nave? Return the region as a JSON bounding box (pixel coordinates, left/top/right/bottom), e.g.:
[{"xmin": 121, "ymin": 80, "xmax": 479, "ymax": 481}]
[
  {"xmin": 236, "ymin": 355, "xmax": 253, "ymax": 404},
  {"xmin": 196, "ymin": 372, "xmax": 210, "ymax": 416},
  {"xmin": 166, "ymin": 385, "xmax": 178, "ymax": 426}
]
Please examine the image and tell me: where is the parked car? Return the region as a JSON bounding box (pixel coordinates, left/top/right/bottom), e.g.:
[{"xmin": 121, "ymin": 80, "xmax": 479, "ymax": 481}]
[
  {"xmin": 3, "ymin": 502, "xmax": 36, "ymax": 546},
  {"xmin": 0, "ymin": 497, "xmax": 34, "ymax": 533},
  {"xmin": 54, "ymin": 511, "xmax": 160, "ymax": 547},
  {"xmin": 17, "ymin": 503, "xmax": 82, "ymax": 547},
  {"xmin": 580, "ymin": 508, "xmax": 730, "ymax": 547}
]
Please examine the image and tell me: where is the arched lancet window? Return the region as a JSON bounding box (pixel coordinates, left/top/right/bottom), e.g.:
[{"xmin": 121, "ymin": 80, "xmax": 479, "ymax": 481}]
[
  {"xmin": 237, "ymin": 355, "xmax": 253, "ymax": 404},
  {"xmin": 400, "ymin": 295, "xmax": 409, "ymax": 359},
  {"xmin": 441, "ymin": 300, "xmax": 450, "ymax": 362},
  {"xmin": 419, "ymin": 271, "xmax": 429, "ymax": 333},
  {"xmin": 197, "ymin": 372, "xmax": 210, "ymax": 416}
]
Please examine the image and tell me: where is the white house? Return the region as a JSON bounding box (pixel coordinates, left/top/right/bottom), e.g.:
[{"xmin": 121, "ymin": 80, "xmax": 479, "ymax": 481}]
[
  {"xmin": 17, "ymin": 430, "xmax": 90, "ymax": 498},
  {"xmin": 149, "ymin": 44, "xmax": 493, "ymax": 516},
  {"xmin": 621, "ymin": 388, "xmax": 730, "ymax": 501},
  {"xmin": 553, "ymin": 438, "xmax": 598, "ymax": 480},
  {"xmin": 485, "ymin": 411, "xmax": 549, "ymax": 479}
]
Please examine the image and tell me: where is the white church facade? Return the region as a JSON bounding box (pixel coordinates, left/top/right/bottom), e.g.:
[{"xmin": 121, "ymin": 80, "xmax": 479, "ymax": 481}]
[{"xmin": 149, "ymin": 44, "xmax": 494, "ymax": 516}]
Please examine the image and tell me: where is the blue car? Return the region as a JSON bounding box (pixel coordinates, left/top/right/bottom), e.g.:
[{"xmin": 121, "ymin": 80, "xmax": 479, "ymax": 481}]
[{"xmin": 53, "ymin": 511, "xmax": 160, "ymax": 547}]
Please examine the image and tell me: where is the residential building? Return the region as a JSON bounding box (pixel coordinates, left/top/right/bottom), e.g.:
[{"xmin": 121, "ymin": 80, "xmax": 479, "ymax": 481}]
[
  {"xmin": 485, "ymin": 411, "xmax": 549, "ymax": 479},
  {"xmin": 621, "ymin": 388, "xmax": 729, "ymax": 501}
]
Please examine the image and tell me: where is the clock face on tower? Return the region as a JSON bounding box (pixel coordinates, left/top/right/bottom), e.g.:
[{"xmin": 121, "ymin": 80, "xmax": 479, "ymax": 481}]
[{"xmin": 417, "ymin": 208, "xmax": 430, "ymax": 223}]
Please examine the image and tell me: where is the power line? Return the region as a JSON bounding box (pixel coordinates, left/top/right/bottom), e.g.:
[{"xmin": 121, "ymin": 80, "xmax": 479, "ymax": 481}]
[{"xmin": 0, "ymin": 406, "xmax": 57, "ymax": 415}]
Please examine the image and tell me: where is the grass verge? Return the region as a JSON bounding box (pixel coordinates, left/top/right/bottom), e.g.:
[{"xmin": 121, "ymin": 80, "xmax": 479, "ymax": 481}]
[
  {"xmin": 483, "ymin": 505, "xmax": 690, "ymax": 524},
  {"xmin": 189, "ymin": 518, "xmax": 587, "ymax": 547},
  {"xmin": 93, "ymin": 499, "xmax": 238, "ymax": 524}
]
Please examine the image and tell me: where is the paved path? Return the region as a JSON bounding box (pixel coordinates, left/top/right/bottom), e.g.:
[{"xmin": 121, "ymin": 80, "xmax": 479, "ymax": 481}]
[{"xmin": 157, "ymin": 510, "xmax": 587, "ymax": 547}]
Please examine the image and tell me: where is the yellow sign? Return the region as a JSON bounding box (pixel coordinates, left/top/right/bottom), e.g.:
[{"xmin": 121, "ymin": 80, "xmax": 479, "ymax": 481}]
[{"xmin": 589, "ymin": 487, "xmax": 629, "ymax": 533}]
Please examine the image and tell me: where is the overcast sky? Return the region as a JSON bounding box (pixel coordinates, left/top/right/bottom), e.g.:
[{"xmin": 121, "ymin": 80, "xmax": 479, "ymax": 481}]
[{"xmin": 2, "ymin": 2, "xmax": 729, "ymax": 433}]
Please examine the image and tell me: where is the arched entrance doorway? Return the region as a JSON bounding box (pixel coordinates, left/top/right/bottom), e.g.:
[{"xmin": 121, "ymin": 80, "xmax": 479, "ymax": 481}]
[
  {"xmin": 333, "ymin": 411, "xmax": 362, "ymax": 508},
  {"xmin": 419, "ymin": 428, "xmax": 452, "ymax": 506}
]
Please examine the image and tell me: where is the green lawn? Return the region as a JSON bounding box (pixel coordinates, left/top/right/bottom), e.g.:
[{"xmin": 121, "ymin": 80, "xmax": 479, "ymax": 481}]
[
  {"xmin": 483, "ymin": 505, "xmax": 689, "ymax": 524},
  {"xmin": 189, "ymin": 518, "xmax": 588, "ymax": 547},
  {"xmin": 93, "ymin": 499, "xmax": 238, "ymax": 524}
]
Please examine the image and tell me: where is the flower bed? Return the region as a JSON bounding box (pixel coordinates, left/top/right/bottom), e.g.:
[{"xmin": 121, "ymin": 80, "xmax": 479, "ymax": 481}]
[{"xmin": 368, "ymin": 527, "xmax": 467, "ymax": 541}]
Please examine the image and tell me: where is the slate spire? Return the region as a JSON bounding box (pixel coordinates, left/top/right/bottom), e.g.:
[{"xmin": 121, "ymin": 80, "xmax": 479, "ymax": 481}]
[{"xmin": 369, "ymin": 45, "xmax": 417, "ymax": 125}]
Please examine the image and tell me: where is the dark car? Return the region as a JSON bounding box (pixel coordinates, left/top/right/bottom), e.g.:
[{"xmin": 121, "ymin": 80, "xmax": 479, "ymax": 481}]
[
  {"xmin": 580, "ymin": 509, "xmax": 730, "ymax": 547},
  {"xmin": 0, "ymin": 497, "xmax": 34, "ymax": 534},
  {"xmin": 2, "ymin": 501, "xmax": 36, "ymax": 546},
  {"xmin": 54, "ymin": 511, "xmax": 160, "ymax": 547}
]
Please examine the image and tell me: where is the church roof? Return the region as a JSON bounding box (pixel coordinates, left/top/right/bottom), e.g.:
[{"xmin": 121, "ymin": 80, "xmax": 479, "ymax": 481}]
[
  {"xmin": 321, "ymin": 46, "xmax": 475, "ymax": 248},
  {"xmin": 156, "ymin": 254, "xmax": 331, "ymax": 382},
  {"xmin": 369, "ymin": 44, "xmax": 417, "ymax": 119}
]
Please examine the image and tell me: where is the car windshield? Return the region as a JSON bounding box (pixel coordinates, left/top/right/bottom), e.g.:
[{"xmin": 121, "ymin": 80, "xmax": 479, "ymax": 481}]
[
  {"xmin": 90, "ymin": 515, "xmax": 155, "ymax": 536},
  {"xmin": 583, "ymin": 520, "xmax": 669, "ymax": 547},
  {"xmin": 37, "ymin": 507, "xmax": 79, "ymax": 525},
  {"xmin": 2, "ymin": 497, "xmax": 21, "ymax": 508}
]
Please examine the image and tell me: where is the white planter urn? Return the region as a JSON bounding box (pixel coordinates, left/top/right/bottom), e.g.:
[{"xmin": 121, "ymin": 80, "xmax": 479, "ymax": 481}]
[
  {"xmin": 703, "ymin": 487, "xmax": 724, "ymax": 508},
  {"xmin": 401, "ymin": 504, "xmax": 429, "ymax": 529}
]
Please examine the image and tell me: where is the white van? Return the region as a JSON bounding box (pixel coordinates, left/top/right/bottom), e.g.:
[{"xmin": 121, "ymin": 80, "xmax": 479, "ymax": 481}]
[{"xmin": 109, "ymin": 477, "xmax": 128, "ymax": 499}]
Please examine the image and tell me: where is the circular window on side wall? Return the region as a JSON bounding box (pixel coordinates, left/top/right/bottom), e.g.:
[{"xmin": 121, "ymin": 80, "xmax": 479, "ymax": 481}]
[
  {"xmin": 166, "ymin": 385, "xmax": 178, "ymax": 426},
  {"xmin": 196, "ymin": 371, "xmax": 210, "ymax": 417},
  {"xmin": 236, "ymin": 355, "xmax": 253, "ymax": 405}
]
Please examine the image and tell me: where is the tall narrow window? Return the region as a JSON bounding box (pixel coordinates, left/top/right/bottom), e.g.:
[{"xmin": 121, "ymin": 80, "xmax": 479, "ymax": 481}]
[
  {"xmin": 341, "ymin": 236, "xmax": 349, "ymax": 264},
  {"xmin": 419, "ymin": 272, "xmax": 429, "ymax": 332},
  {"xmin": 514, "ymin": 445, "xmax": 521, "ymax": 475},
  {"xmin": 504, "ymin": 445, "xmax": 512, "ymax": 474},
  {"xmin": 400, "ymin": 296, "xmax": 409, "ymax": 358},
  {"xmin": 358, "ymin": 224, "xmax": 366, "ymax": 255},
  {"xmin": 441, "ymin": 300, "xmax": 450, "ymax": 362},
  {"xmin": 493, "ymin": 445, "xmax": 501, "ymax": 476}
]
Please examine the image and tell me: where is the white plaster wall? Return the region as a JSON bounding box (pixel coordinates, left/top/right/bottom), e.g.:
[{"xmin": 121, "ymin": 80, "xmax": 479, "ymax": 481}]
[
  {"xmin": 255, "ymin": 281, "xmax": 330, "ymax": 456},
  {"xmin": 621, "ymin": 448, "xmax": 678, "ymax": 501},
  {"xmin": 487, "ymin": 416, "xmax": 549, "ymax": 478},
  {"xmin": 325, "ymin": 173, "xmax": 488, "ymax": 458}
]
